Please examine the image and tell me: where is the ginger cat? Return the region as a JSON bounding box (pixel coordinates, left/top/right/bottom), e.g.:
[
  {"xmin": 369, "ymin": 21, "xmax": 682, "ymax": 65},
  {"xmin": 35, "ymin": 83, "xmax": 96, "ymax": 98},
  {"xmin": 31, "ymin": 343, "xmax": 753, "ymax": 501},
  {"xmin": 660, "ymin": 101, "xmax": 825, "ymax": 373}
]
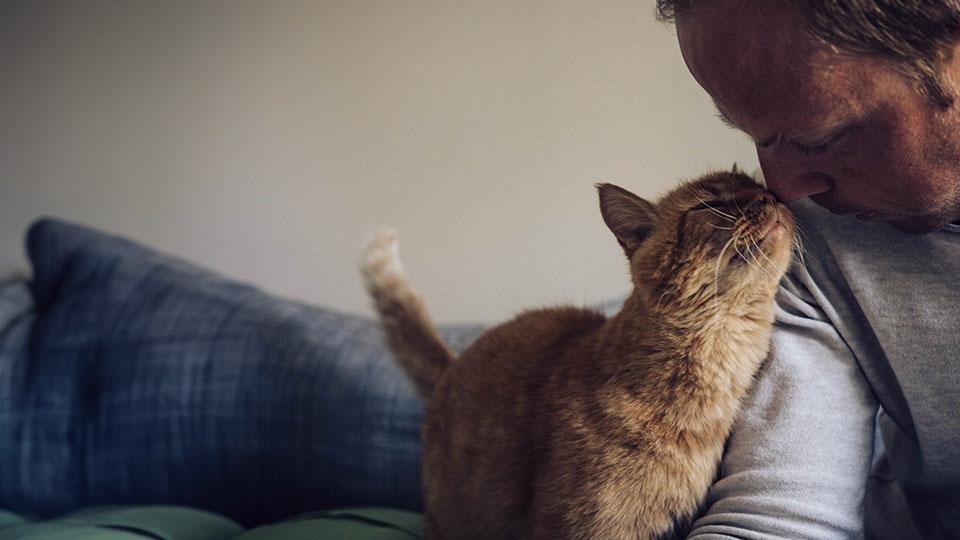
[{"xmin": 362, "ymin": 171, "xmax": 796, "ymax": 539}]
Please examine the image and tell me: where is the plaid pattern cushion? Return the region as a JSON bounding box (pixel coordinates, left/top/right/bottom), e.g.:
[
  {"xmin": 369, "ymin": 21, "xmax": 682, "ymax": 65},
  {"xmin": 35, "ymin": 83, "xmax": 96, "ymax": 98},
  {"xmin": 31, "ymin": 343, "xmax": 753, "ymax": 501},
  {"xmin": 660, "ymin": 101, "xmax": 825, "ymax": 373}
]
[{"xmin": 0, "ymin": 218, "xmax": 484, "ymax": 527}]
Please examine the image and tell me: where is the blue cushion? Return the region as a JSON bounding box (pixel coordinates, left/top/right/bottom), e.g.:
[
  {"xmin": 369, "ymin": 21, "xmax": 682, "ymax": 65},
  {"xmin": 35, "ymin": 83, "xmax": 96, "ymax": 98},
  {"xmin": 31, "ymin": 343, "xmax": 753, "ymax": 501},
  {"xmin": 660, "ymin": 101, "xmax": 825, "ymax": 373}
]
[{"xmin": 0, "ymin": 218, "xmax": 484, "ymax": 527}]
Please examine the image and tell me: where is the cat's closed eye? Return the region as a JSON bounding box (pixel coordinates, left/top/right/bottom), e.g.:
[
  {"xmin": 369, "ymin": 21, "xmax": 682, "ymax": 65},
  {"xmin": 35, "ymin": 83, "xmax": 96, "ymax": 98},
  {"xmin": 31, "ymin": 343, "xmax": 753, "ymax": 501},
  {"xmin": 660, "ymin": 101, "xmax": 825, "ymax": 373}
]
[{"xmin": 691, "ymin": 200, "xmax": 726, "ymax": 212}]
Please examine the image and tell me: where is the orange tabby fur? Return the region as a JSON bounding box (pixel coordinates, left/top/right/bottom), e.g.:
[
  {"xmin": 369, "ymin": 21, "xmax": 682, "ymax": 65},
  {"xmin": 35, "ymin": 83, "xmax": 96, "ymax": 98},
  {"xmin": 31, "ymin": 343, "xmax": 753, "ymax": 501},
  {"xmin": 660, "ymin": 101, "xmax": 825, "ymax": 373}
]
[{"xmin": 362, "ymin": 171, "xmax": 796, "ymax": 539}]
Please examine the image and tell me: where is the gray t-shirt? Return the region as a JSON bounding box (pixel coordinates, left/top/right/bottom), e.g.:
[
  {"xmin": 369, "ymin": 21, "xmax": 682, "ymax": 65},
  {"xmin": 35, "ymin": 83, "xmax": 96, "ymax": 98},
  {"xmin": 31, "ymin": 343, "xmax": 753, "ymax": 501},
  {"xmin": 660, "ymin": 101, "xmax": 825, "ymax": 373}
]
[{"xmin": 687, "ymin": 199, "xmax": 960, "ymax": 539}]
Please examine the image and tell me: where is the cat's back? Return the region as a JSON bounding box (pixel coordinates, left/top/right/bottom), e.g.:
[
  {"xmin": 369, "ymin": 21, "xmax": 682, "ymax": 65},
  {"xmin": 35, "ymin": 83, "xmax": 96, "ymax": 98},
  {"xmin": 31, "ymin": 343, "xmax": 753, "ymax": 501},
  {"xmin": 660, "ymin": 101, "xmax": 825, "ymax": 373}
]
[
  {"xmin": 430, "ymin": 305, "xmax": 607, "ymax": 421},
  {"xmin": 463, "ymin": 305, "xmax": 607, "ymax": 367}
]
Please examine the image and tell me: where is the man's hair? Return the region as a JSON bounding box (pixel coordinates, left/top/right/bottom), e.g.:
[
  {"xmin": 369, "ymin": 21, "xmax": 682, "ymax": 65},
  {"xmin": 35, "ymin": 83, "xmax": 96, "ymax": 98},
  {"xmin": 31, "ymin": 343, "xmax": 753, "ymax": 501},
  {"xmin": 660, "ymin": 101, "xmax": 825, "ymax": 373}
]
[{"xmin": 657, "ymin": 0, "xmax": 960, "ymax": 108}]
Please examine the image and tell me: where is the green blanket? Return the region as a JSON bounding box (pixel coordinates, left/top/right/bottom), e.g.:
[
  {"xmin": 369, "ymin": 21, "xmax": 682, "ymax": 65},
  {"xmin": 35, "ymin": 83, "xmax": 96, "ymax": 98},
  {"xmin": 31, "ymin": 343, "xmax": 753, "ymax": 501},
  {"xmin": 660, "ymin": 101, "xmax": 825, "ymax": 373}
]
[{"xmin": 0, "ymin": 506, "xmax": 424, "ymax": 540}]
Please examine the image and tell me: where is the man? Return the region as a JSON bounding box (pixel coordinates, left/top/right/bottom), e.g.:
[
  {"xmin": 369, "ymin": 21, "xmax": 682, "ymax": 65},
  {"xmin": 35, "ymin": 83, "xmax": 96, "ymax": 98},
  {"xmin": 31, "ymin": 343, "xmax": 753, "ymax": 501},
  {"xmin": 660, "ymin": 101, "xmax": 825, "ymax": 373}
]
[{"xmin": 661, "ymin": 1, "xmax": 960, "ymax": 538}]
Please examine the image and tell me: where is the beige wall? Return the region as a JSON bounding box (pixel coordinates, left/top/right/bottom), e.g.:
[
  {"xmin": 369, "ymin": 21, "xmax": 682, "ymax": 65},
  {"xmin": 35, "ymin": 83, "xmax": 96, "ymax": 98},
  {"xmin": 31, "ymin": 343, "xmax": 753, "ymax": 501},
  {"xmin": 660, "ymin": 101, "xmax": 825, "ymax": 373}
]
[{"xmin": 0, "ymin": 1, "xmax": 758, "ymax": 323}]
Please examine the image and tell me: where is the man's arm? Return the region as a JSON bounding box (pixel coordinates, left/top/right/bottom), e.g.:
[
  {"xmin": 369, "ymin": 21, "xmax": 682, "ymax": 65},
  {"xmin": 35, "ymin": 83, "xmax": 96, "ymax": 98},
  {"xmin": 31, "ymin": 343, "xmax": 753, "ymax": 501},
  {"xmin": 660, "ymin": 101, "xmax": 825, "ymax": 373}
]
[{"xmin": 687, "ymin": 263, "xmax": 879, "ymax": 539}]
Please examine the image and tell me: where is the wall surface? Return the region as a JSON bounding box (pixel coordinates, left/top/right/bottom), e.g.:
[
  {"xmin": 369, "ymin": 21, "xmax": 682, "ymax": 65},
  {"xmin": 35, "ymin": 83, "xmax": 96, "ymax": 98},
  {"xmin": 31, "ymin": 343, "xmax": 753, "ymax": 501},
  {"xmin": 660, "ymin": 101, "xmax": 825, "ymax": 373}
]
[{"xmin": 0, "ymin": 0, "xmax": 757, "ymax": 323}]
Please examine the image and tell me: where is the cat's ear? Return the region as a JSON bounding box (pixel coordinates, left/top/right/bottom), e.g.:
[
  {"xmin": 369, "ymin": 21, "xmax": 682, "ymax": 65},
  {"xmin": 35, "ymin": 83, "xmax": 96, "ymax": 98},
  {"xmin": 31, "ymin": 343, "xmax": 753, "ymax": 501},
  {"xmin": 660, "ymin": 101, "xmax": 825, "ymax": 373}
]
[{"xmin": 596, "ymin": 183, "xmax": 657, "ymax": 257}]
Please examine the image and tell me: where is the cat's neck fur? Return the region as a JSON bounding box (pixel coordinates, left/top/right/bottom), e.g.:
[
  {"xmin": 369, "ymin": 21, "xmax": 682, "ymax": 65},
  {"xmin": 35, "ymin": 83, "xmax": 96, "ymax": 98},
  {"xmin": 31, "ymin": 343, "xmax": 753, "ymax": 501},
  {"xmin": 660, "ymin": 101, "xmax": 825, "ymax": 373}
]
[{"xmin": 595, "ymin": 283, "xmax": 776, "ymax": 430}]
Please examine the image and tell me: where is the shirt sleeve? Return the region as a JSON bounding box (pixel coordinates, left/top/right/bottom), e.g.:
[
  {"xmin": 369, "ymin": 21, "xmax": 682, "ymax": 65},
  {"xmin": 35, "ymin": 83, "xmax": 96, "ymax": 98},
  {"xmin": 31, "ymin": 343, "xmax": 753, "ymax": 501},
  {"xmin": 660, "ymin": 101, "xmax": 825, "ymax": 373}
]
[{"xmin": 687, "ymin": 263, "xmax": 879, "ymax": 539}]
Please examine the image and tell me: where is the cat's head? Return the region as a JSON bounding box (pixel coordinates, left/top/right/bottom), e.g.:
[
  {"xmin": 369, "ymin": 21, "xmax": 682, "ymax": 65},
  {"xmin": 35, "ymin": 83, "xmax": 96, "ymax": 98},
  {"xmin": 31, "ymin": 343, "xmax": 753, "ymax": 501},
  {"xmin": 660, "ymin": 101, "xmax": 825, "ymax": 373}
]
[{"xmin": 597, "ymin": 171, "xmax": 796, "ymax": 308}]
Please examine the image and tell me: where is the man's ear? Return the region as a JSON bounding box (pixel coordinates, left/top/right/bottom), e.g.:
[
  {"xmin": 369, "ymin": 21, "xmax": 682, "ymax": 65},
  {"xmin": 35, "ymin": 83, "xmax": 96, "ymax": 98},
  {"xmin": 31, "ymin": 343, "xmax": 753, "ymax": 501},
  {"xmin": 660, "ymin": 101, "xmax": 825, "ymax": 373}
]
[{"xmin": 596, "ymin": 183, "xmax": 657, "ymax": 258}]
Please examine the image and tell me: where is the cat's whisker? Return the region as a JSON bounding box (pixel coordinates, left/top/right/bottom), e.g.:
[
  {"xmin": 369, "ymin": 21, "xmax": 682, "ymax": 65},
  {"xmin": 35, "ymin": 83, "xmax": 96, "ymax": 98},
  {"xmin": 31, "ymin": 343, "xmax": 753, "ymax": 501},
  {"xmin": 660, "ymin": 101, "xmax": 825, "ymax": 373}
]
[
  {"xmin": 795, "ymin": 225, "xmax": 809, "ymax": 243},
  {"xmin": 705, "ymin": 223, "xmax": 735, "ymax": 230},
  {"xmin": 737, "ymin": 241, "xmax": 776, "ymax": 282},
  {"xmin": 686, "ymin": 188, "xmax": 738, "ymax": 222},
  {"xmin": 794, "ymin": 222, "xmax": 812, "ymax": 246},
  {"xmin": 733, "ymin": 243, "xmax": 750, "ymax": 265},
  {"xmin": 792, "ymin": 232, "xmax": 808, "ymax": 267},
  {"xmin": 747, "ymin": 238, "xmax": 780, "ymax": 282},
  {"xmin": 793, "ymin": 224, "xmax": 811, "ymax": 265},
  {"xmin": 700, "ymin": 205, "xmax": 737, "ymax": 223},
  {"xmin": 743, "ymin": 237, "xmax": 763, "ymax": 270},
  {"xmin": 714, "ymin": 235, "xmax": 738, "ymax": 299},
  {"xmin": 731, "ymin": 195, "xmax": 746, "ymax": 220},
  {"xmin": 756, "ymin": 246, "xmax": 780, "ymax": 274},
  {"xmin": 749, "ymin": 236, "xmax": 776, "ymax": 267}
]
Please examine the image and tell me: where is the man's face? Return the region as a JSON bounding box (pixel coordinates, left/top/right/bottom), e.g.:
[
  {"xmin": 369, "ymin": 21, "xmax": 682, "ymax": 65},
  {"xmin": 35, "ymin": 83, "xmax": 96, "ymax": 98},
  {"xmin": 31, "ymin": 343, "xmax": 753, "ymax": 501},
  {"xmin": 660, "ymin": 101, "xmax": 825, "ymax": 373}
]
[{"xmin": 676, "ymin": 0, "xmax": 960, "ymax": 233}]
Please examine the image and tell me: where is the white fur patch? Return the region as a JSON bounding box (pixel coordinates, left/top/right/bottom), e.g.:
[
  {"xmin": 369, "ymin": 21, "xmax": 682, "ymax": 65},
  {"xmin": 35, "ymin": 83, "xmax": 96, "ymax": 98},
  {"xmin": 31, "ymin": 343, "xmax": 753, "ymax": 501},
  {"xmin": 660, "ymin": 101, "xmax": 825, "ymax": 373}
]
[{"xmin": 361, "ymin": 227, "xmax": 406, "ymax": 287}]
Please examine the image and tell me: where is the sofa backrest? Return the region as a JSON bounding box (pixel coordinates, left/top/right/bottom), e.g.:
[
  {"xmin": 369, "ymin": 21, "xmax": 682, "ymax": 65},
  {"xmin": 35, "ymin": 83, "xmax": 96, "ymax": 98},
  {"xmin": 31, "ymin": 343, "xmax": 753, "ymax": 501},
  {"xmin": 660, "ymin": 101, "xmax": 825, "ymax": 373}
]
[{"xmin": 0, "ymin": 218, "xmax": 484, "ymax": 527}]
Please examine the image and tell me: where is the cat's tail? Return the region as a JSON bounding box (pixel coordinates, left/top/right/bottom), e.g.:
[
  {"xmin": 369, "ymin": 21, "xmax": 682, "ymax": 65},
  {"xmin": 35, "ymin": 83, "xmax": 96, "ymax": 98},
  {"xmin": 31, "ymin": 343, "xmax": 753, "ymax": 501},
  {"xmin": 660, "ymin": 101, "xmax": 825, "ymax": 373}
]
[{"xmin": 361, "ymin": 228, "xmax": 456, "ymax": 400}]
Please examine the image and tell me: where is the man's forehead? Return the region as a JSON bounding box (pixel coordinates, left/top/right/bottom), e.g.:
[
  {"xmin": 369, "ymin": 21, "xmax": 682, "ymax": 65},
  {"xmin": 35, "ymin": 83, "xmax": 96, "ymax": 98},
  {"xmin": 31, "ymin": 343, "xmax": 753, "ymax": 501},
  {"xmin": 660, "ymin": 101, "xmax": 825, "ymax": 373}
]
[
  {"xmin": 678, "ymin": 3, "xmax": 868, "ymax": 144},
  {"xmin": 728, "ymin": 61, "xmax": 872, "ymax": 145},
  {"xmin": 676, "ymin": 0, "xmax": 809, "ymax": 73}
]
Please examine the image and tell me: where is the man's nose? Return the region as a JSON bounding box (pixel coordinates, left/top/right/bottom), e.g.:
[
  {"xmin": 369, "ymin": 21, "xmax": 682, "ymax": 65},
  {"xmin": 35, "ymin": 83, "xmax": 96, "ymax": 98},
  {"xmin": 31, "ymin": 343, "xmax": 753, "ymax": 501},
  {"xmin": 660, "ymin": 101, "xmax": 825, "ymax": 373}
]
[{"xmin": 758, "ymin": 153, "xmax": 833, "ymax": 202}]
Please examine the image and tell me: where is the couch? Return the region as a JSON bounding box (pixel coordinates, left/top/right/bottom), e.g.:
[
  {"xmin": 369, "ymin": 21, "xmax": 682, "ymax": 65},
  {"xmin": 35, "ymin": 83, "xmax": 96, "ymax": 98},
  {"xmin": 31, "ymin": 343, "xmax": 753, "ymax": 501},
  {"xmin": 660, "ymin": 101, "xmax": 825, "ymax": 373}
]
[{"xmin": 0, "ymin": 218, "xmax": 492, "ymax": 538}]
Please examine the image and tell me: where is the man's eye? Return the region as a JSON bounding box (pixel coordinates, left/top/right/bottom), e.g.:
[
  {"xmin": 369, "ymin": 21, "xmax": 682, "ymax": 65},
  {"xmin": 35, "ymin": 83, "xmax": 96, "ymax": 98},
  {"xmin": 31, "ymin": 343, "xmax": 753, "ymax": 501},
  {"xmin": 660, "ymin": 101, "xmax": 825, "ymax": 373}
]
[
  {"xmin": 794, "ymin": 127, "xmax": 852, "ymax": 156},
  {"xmin": 795, "ymin": 140, "xmax": 834, "ymax": 156}
]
